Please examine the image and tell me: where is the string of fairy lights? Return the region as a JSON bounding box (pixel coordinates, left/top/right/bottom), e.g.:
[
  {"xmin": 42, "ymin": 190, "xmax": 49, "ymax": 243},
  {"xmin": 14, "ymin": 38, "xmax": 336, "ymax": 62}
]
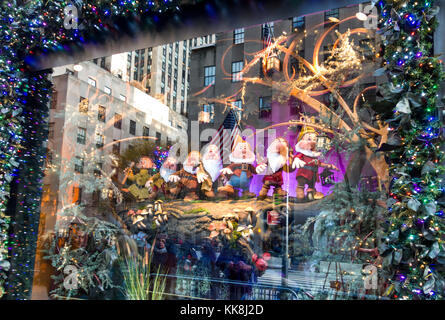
[{"xmin": 0, "ymin": 0, "xmax": 443, "ymax": 300}]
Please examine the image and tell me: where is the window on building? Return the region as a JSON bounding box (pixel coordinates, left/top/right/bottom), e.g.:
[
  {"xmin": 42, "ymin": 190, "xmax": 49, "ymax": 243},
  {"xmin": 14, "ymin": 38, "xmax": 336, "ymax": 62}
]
[
  {"xmin": 50, "ymin": 90, "xmax": 57, "ymax": 109},
  {"xmin": 79, "ymin": 97, "xmax": 88, "ymax": 113},
  {"xmin": 87, "ymin": 77, "xmax": 96, "ymax": 87},
  {"xmin": 101, "ymin": 57, "xmax": 106, "ymax": 69},
  {"xmin": 95, "ymin": 133, "xmax": 104, "ymax": 148},
  {"xmin": 204, "ymin": 66, "xmax": 216, "ymax": 86},
  {"xmin": 324, "ymin": 8, "xmax": 339, "ymax": 21},
  {"xmin": 155, "ymin": 132, "xmax": 161, "ymax": 145},
  {"xmin": 94, "ymin": 162, "xmax": 103, "ymax": 177},
  {"xmin": 112, "ymin": 140, "xmax": 120, "ymax": 154},
  {"xmin": 232, "ymin": 99, "xmax": 243, "ymax": 120},
  {"xmin": 259, "ymin": 96, "xmax": 272, "ymax": 119},
  {"xmin": 129, "ymin": 120, "xmax": 136, "ymax": 135},
  {"xmin": 46, "ymin": 149, "xmax": 53, "ymax": 167},
  {"xmin": 77, "ymin": 127, "xmax": 86, "ymax": 144},
  {"xmin": 233, "ymin": 28, "xmax": 245, "ymax": 44},
  {"xmin": 231, "ymin": 61, "xmax": 244, "ymax": 82},
  {"xmin": 72, "ymin": 186, "xmax": 83, "ymax": 204},
  {"xmin": 292, "ymin": 16, "xmax": 305, "ymax": 31},
  {"xmin": 104, "ymin": 86, "xmax": 111, "ymax": 95},
  {"xmin": 359, "ymin": 39, "xmax": 375, "ymax": 60},
  {"xmin": 48, "ymin": 122, "xmax": 54, "ymax": 139},
  {"xmin": 74, "ymin": 156, "xmax": 84, "ymax": 173},
  {"xmin": 200, "ymin": 104, "xmax": 215, "ymax": 123},
  {"xmin": 92, "ymin": 189, "xmax": 100, "ymax": 203},
  {"xmin": 143, "ymin": 126, "xmax": 150, "ymax": 137},
  {"xmin": 114, "ymin": 113, "xmax": 122, "ymax": 129},
  {"xmin": 98, "ymin": 105, "xmax": 106, "ymax": 122},
  {"xmin": 119, "ymin": 94, "xmax": 126, "ymax": 102},
  {"xmin": 323, "ymin": 44, "xmax": 333, "ymax": 62}
]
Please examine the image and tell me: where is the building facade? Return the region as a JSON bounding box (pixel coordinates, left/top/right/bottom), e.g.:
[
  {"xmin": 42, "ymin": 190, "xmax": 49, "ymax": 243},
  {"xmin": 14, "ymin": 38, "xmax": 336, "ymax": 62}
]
[
  {"xmin": 40, "ymin": 61, "xmax": 185, "ymax": 234},
  {"xmin": 94, "ymin": 35, "xmax": 217, "ymax": 140}
]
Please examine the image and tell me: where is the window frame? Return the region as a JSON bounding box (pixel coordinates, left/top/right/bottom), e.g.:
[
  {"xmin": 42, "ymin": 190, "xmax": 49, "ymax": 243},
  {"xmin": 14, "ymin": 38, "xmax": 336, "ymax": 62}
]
[
  {"xmin": 76, "ymin": 127, "xmax": 87, "ymax": 145},
  {"xmin": 74, "ymin": 156, "xmax": 84, "ymax": 174},
  {"xmin": 114, "ymin": 113, "xmax": 122, "ymax": 129},
  {"xmin": 87, "ymin": 77, "xmax": 96, "ymax": 87},
  {"xmin": 233, "ymin": 28, "xmax": 245, "ymax": 44},
  {"xmin": 204, "ymin": 65, "xmax": 216, "ymax": 86},
  {"xmin": 129, "ymin": 119, "xmax": 136, "ymax": 135},
  {"xmin": 231, "ymin": 61, "xmax": 244, "ymax": 82}
]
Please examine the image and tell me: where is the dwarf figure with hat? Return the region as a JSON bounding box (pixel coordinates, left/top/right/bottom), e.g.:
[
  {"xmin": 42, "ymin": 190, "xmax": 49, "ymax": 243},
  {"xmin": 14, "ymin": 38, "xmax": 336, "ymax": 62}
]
[
  {"xmin": 145, "ymin": 156, "xmax": 178, "ymax": 200},
  {"xmin": 257, "ymin": 137, "xmax": 292, "ymax": 200},
  {"xmin": 168, "ymin": 151, "xmax": 209, "ymax": 201},
  {"xmin": 292, "ymin": 126, "xmax": 338, "ymax": 201},
  {"xmin": 122, "ymin": 156, "xmax": 155, "ymax": 201},
  {"xmin": 199, "ymin": 144, "xmax": 223, "ymax": 199},
  {"xmin": 218, "ymin": 136, "xmax": 266, "ymax": 198}
]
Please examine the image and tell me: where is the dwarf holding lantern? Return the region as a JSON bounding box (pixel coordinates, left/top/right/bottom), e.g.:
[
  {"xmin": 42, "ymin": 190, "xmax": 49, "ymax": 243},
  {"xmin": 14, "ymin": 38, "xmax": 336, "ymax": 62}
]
[{"xmin": 292, "ymin": 127, "xmax": 338, "ymax": 201}]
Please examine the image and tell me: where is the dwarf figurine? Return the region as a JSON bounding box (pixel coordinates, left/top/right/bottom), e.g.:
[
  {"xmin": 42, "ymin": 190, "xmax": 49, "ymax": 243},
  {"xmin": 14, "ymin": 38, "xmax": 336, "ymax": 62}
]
[
  {"xmin": 145, "ymin": 156, "xmax": 178, "ymax": 199},
  {"xmin": 292, "ymin": 127, "xmax": 338, "ymax": 201},
  {"xmin": 124, "ymin": 156, "xmax": 155, "ymax": 201},
  {"xmin": 169, "ymin": 151, "xmax": 208, "ymax": 201},
  {"xmin": 257, "ymin": 137, "xmax": 292, "ymax": 200},
  {"xmin": 218, "ymin": 136, "xmax": 266, "ymax": 198},
  {"xmin": 199, "ymin": 144, "xmax": 223, "ymax": 199}
]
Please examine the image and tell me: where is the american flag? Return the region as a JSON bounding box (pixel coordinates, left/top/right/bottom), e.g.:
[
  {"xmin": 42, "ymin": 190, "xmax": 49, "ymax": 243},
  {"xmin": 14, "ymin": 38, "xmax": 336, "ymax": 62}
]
[
  {"xmin": 209, "ymin": 109, "xmax": 241, "ymax": 164},
  {"xmin": 262, "ymin": 22, "xmax": 274, "ymax": 49}
]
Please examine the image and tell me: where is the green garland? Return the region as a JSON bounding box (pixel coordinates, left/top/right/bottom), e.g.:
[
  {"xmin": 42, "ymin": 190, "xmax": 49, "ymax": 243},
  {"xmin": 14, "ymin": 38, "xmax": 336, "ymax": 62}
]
[{"xmin": 377, "ymin": 0, "xmax": 445, "ymax": 299}]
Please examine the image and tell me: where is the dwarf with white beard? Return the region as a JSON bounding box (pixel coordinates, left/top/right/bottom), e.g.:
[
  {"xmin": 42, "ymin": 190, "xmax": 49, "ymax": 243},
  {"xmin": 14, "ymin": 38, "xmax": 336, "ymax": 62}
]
[
  {"xmin": 145, "ymin": 156, "xmax": 178, "ymax": 199},
  {"xmin": 199, "ymin": 144, "xmax": 223, "ymax": 199},
  {"xmin": 218, "ymin": 136, "xmax": 266, "ymax": 198},
  {"xmin": 168, "ymin": 151, "xmax": 208, "ymax": 201},
  {"xmin": 257, "ymin": 138, "xmax": 292, "ymax": 200}
]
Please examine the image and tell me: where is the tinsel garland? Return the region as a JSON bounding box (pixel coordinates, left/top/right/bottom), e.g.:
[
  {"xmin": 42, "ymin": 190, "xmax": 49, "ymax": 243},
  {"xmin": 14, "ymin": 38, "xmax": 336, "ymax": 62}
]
[{"xmin": 376, "ymin": 0, "xmax": 445, "ymax": 299}]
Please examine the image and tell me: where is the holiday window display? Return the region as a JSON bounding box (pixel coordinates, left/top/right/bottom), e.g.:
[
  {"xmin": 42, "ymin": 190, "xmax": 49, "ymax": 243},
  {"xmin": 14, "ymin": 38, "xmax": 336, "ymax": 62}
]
[{"xmin": 0, "ymin": 0, "xmax": 440, "ymax": 301}]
